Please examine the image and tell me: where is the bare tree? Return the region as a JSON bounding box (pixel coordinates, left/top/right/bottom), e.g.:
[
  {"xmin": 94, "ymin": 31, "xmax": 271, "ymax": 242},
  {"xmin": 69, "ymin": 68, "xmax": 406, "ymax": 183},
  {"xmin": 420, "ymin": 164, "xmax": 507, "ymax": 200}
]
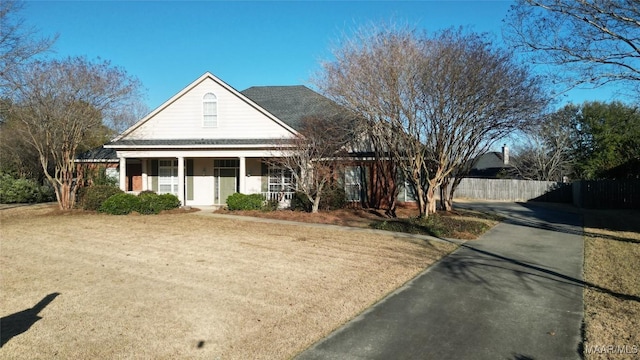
[
  {"xmin": 318, "ymin": 25, "xmax": 548, "ymax": 217},
  {"xmin": 0, "ymin": 0, "xmax": 57, "ymax": 92},
  {"xmin": 272, "ymin": 114, "xmax": 353, "ymax": 213},
  {"xmin": 511, "ymin": 106, "xmax": 578, "ymax": 181},
  {"xmin": 0, "ymin": 102, "xmax": 46, "ymax": 179},
  {"xmin": 317, "ymin": 24, "xmax": 430, "ymax": 216},
  {"xmin": 5, "ymin": 57, "xmax": 143, "ymax": 209},
  {"xmin": 504, "ymin": 0, "xmax": 640, "ymax": 96}
]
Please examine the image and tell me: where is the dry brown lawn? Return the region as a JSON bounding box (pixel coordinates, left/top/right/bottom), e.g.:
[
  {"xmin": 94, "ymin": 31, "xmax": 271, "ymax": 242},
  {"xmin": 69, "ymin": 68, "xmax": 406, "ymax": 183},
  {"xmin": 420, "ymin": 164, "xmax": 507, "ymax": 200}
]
[
  {"xmin": 0, "ymin": 204, "xmax": 456, "ymax": 359},
  {"xmin": 582, "ymin": 209, "xmax": 640, "ymax": 359}
]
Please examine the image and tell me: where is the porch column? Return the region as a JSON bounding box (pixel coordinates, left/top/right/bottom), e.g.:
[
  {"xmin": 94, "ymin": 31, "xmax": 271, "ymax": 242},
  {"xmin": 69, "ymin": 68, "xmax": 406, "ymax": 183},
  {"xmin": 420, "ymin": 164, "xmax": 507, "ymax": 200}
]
[
  {"xmin": 177, "ymin": 156, "xmax": 185, "ymax": 206},
  {"xmin": 239, "ymin": 156, "xmax": 246, "ymax": 193},
  {"xmin": 119, "ymin": 157, "xmax": 127, "ymax": 191},
  {"xmin": 141, "ymin": 159, "xmax": 148, "ymax": 191}
]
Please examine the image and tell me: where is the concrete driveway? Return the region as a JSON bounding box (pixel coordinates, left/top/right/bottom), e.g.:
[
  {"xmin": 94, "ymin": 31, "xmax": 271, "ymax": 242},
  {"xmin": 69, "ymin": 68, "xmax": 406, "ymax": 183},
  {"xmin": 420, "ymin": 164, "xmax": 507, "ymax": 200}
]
[{"xmin": 296, "ymin": 201, "xmax": 584, "ymax": 360}]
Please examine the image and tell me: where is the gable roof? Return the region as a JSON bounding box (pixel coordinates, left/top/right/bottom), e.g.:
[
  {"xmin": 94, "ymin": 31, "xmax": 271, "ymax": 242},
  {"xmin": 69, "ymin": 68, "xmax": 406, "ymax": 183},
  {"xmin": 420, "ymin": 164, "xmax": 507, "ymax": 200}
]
[
  {"xmin": 113, "ymin": 72, "xmax": 298, "ymax": 142},
  {"xmin": 467, "ymin": 152, "xmax": 514, "ymax": 178},
  {"xmin": 241, "ymin": 85, "xmax": 347, "ymax": 131},
  {"xmin": 473, "ymin": 152, "xmax": 507, "ymax": 170}
]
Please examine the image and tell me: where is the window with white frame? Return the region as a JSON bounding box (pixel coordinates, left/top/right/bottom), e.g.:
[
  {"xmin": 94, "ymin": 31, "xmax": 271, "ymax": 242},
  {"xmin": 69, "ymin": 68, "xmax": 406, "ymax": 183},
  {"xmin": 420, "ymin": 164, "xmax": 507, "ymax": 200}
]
[
  {"xmin": 344, "ymin": 166, "xmax": 362, "ymax": 201},
  {"xmin": 158, "ymin": 159, "xmax": 178, "ymax": 195},
  {"xmin": 268, "ymin": 166, "xmax": 293, "ymax": 194},
  {"xmin": 203, "ymin": 93, "xmax": 217, "ymax": 127}
]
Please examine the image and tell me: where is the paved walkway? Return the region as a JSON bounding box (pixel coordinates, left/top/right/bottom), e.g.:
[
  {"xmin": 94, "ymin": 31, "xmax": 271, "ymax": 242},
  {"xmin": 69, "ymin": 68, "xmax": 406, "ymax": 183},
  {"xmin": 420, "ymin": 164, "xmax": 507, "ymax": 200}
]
[{"xmin": 295, "ymin": 201, "xmax": 585, "ymax": 360}]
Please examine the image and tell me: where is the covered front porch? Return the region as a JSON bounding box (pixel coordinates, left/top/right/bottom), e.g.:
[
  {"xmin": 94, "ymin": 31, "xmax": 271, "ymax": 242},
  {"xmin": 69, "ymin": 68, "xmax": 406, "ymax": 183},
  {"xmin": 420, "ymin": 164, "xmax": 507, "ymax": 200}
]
[{"xmin": 117, "ymin": 155, "xmax": 294, "ymax": 208}]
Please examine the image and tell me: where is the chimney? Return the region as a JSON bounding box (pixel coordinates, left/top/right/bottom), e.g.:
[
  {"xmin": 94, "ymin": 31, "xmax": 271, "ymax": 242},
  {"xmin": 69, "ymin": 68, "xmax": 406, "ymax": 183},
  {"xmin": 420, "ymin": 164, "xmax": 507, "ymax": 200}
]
[{"xmin": 502, "ymin": 144, "xmax": 509, "ymax": 165}]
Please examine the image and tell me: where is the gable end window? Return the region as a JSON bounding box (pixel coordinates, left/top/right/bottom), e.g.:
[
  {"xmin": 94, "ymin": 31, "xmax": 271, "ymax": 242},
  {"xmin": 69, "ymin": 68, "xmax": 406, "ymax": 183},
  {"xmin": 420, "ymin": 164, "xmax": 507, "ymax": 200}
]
[{"xmin": 203, "ymin": 93, "xmax": 217, "ymax": 127}]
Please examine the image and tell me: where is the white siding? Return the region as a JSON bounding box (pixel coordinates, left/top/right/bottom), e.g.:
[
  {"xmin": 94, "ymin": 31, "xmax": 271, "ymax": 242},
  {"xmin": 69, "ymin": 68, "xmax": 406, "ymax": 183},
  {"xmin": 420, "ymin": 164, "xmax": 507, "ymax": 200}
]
[
  {"xmin": 125, "ymin": 77, "xmax": 293, "ymax": 140},
  {"xmin": 245, "ymin": 158, "xmax": 263, "ymax": 194}
]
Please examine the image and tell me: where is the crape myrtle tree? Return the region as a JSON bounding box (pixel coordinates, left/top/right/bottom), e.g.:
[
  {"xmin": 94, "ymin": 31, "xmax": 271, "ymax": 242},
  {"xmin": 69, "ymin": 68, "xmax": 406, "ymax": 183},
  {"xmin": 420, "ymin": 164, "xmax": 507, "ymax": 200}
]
[
  {"xmin": 5, "ymin": 57, "xmax": 144, "ymax": 209},
  {"xmin": 271, "ymin": 113, "xmax": 355, "ymax": 214},
  {"xmin": 505, "ymin": 0, "xmax": 640, "ymax": 98},
  {"xmin": 316, "ymin": 25, "xmax": 433, "ymax": 217},
  {"xmin": 318, "ymin": 24, "xmax": 548, "ymax": 217}
]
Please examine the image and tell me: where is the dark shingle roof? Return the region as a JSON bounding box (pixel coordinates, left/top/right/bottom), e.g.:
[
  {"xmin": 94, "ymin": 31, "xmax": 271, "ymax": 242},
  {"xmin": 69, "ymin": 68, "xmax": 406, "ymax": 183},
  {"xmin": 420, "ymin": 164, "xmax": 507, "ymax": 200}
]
[
  {"xmin": 241, "ymin": 85, "xmax": 346, "ymax": 130},
  {"xmin": 76, "ymin": 146, "xmax": 118, "ymax": 162},
  {"xmin": 473, "ymin": 152, "xmax": 506, "ymax": 170}
]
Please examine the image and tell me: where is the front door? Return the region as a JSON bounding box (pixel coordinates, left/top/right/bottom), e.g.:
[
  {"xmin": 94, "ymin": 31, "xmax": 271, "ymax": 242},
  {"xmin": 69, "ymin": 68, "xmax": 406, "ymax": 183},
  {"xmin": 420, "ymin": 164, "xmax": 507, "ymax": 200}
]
[
  {"xmin": 217, "ymin": 168, "xmax": 237, "ymax": 205},
  {"xmin": 214, "ymin": 159, "xmax": 239, "ymax": 205}
]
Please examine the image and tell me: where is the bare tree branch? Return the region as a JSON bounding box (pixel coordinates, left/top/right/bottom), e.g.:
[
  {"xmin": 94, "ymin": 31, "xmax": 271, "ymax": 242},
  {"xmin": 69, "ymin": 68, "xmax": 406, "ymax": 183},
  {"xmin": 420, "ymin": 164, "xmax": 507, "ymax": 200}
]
[
  {"xmin": 0, "ymin": 0, "xmax": 57, "ymax": 92},
  {"xmin": 270, "ymin": 112, "xmax": 355, "ymax": 213},
  {"xmin": 504, "ymin": 0, "xmax": 640, "ymax": 97}
]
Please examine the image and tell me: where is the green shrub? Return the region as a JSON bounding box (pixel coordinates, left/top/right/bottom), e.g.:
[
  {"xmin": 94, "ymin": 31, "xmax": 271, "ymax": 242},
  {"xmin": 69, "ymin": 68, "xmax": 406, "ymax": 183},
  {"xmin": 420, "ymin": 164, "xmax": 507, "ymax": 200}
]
[
  {"xmin": 99, "ymin": 193, "xmax": 140, "ymax": 215},
  {"xmin": 0, "ymin": 172, "xmax": 55, "ymax": 204},
  {"xmin": 137, "ymin": 191, "xmax": 160, "ymax": 214},
  {"xmin": 156, "ymin": 193, "xmax": 181, "ymax": 210},
  {"xmin": 226, "ymin": 193, "xmax": 264, "ymax": 210},
  {"xmin": 137, "ymin": 192, "xmax": 180, "ymax": 214},
  {"xmin": 291, "ymin": 186, "xmax": 347, "ymax": 212},
  {"xmin": 262, "ymin": 199, "xmax": 280, "ymax": 212},
  {"xmin": 291, "ymin": 191, "xmax": 312, "ymax": 212},
  {"xmin": 319, "ymin": 186, "xmax": 347, "ymax": 211},
  {"xmin": 80, "ymin": 185, "xmax": 123, "ymax": 211}
]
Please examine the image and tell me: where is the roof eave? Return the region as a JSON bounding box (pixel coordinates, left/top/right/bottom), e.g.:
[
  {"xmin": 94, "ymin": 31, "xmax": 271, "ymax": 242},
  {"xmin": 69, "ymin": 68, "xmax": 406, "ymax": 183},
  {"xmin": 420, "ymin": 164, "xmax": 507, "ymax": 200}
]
[{"xmin": 104, "ymin": 143, "xmax": 297, "ymax": 150}]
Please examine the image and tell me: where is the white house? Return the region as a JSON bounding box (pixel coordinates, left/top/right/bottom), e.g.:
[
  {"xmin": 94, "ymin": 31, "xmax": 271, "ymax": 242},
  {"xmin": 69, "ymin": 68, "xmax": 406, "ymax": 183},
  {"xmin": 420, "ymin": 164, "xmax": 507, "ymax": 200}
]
[{"xmin": 104, "ymin": 72, "xmax": 345, "ymax": 207}]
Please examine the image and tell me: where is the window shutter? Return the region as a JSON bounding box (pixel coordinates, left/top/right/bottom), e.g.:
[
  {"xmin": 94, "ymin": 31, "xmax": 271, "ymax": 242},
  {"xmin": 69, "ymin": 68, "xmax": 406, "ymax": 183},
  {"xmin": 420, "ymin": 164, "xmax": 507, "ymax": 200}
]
[
  {"xmin": 186, "ymin": 159, "xmax": 194, "ymax": 201},
  {"xmin": 261, "ymin": 161, "xmax": 268, "ymax": 193},
  {"xmin": 151, "ymin": 160, "xmax": 158, "ymax": 192}
]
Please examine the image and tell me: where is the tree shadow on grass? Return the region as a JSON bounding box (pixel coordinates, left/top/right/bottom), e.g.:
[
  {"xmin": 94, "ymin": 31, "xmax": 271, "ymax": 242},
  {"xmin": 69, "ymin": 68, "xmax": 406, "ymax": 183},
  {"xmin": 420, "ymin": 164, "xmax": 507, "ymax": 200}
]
[{"xmin": 1, "ymin": 292, "xmax": 60, "ymax": 347}]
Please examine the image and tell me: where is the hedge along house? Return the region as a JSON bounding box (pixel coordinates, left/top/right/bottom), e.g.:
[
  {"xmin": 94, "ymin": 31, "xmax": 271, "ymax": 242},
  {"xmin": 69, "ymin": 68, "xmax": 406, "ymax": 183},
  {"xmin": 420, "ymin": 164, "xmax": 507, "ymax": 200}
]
[{"xmin": 100, "ymin": 72, "xmax": 355, "ymax": 207}]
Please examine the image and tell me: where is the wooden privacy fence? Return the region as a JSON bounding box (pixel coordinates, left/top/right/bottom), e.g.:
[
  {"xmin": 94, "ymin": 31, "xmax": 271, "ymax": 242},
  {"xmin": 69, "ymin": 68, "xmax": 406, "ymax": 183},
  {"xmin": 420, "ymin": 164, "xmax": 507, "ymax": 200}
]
[
  {"xmin": 450, "ymin": 178, "xmax": 640, "ymax": 209},
  {"xmin": 452, "ymin": 178, "xmax": 571, "ymax": 202},
  {"xmin": 573, "ymin": 180, "xmax": 640, "ymax": 209}
]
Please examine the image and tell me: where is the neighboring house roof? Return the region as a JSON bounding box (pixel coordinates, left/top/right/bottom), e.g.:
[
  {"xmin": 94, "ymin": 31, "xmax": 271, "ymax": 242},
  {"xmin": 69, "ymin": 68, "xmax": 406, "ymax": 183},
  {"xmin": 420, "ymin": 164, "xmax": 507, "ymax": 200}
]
[
  {"xmin": 473, "ymin": 152, "xmax": 507, "ymax": 170},
  {"xmin": 467, "ymin": 152, "xmax": 513, "ymax": 178},
  {"xmin": 76, "ymin": 146, "xmax": 118, "ymax": 163},
  {"xmin": 241, "ymin": 85, "xmax": 348, "ymax": 131}
]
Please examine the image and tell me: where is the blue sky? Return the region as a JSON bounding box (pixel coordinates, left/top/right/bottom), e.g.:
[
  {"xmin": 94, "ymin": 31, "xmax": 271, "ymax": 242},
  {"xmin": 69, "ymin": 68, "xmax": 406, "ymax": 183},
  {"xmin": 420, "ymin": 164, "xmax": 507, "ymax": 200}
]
[{"xmin": 24, "ymin": 0, "xmax": 623, "ymax": 111}]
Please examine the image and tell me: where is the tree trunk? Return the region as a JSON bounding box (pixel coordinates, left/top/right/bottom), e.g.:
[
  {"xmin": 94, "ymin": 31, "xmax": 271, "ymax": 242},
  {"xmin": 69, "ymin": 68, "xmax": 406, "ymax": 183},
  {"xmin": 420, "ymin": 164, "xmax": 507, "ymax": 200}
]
[
  {"xmin": 416, "ymin": 186, "xmax": 428, "ymax": 219},
  {"xmin": 385, "ymin": 198, "xmax": 397, "ymax": 218},
  {"xmin": 426, "ymin": 186, "xmax": 437, "ymax": 214},
  {"xmin": 59, "ymin": 182, "xmax": 72, "ymax": 210},
  {"xmin": 311, "ymin": 195, "xmax": 321, "ymax": 213},
  {"xmin": 440, "ymin": 178, "xmax": 453, "ymax": 212},
  {"xmin": 443, "ymin": 196, "xmax": 453, "ymax": 212}
]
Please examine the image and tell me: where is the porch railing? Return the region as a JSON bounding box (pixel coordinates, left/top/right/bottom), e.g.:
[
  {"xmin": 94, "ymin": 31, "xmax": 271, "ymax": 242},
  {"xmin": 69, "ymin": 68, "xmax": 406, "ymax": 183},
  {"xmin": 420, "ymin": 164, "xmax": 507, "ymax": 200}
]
[{"xmin": 261, "ymin": 191, "xmax": 295, "ymax": 202}]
